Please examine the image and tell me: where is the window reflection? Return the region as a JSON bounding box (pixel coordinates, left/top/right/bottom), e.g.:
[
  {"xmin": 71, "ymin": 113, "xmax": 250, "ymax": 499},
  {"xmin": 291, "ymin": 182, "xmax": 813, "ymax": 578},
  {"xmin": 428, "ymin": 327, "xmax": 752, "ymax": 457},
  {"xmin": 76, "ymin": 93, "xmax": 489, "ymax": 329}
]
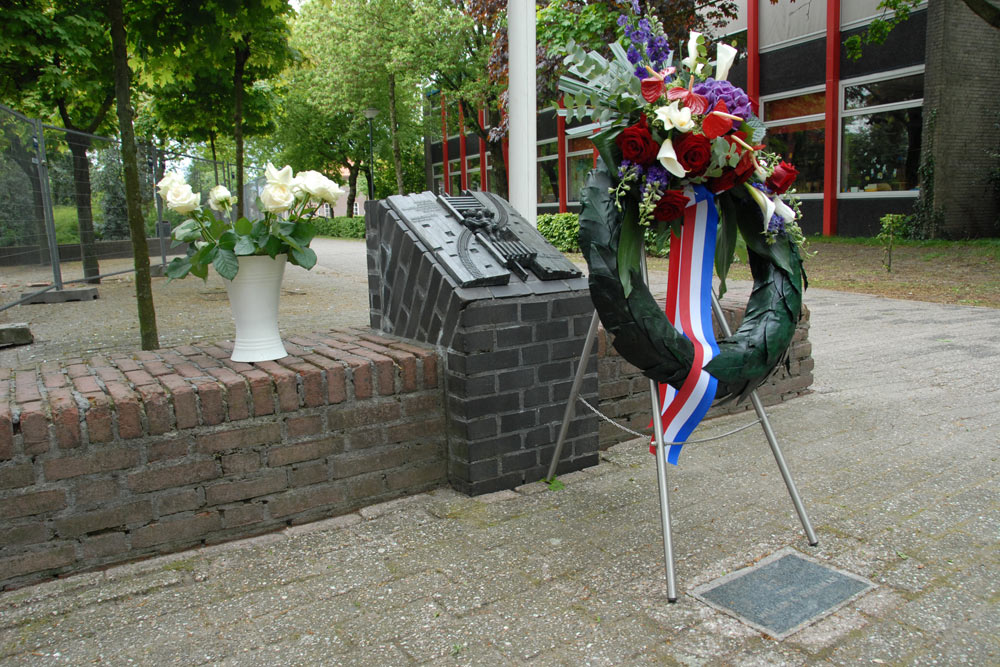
[{"xmin": 841, "ymin": 107, "xmax": 922, "ymax": 192}]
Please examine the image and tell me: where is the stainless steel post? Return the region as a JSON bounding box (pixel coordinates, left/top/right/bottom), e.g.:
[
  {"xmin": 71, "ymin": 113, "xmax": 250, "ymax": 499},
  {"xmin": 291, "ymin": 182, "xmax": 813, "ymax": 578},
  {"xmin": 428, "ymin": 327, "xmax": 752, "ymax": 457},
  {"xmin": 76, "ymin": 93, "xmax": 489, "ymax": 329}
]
[
  {"xmin": 33, "ymin": 119, "xmax": 63, "ymax": 290},
  {"xmin": 710, "ymin": 292, "xmax": 818, "ymax": 546},
  {"xmin": 640, "ymin": 250, "xmax": 678, "ymax": 602},
  {"xmin": 545, "ymin": 310, "xmax": 601, "ymax": 482},
  {"xmin": 153, "ymin": 148, "xmax": 167, "ymax": 267}
]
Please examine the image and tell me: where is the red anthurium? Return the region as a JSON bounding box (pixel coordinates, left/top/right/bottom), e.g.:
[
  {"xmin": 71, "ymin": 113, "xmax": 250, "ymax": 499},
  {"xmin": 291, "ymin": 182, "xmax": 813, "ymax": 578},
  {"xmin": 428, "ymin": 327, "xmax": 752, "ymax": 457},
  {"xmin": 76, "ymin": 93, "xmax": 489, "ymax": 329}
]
[
  {"xmin": 702, "ymin": 100, "xmax": 733, "ymax": 139},
  {"xmin": 641, "ymin": 78, "xmax": 665, "ymax": 104},
  {"xmin": 666, "ymin": 78, "xmax": 709, "ymax": 115}
]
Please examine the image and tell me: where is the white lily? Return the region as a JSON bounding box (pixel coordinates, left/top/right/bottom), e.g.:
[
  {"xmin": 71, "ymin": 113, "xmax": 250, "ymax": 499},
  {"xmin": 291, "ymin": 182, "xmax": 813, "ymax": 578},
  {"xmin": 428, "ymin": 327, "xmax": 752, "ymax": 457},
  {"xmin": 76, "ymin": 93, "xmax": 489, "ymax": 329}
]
[
  {"xmin": 681, "ymin": 31, "xmax": 704, "ymax": 75},
  {"xmin": 657, "ymin": 138, "xmax": 687, "ymax": 179},
  {"xmin": 715, "ymin": 42, "xmax": 738, "ymax": 82},
  {"xmin": 265, "ymin": 162, "xmax": 295, "ymax": 187},
  {"xmin": 774, "ymin": 196, "xmax": 797, "ymax": 223},
  {"xmin": 746, "ymin": 183, "xmax": 776, "ymax": 226},
  {"xmin": 654, "ymin": 101, "xmax": 695, "ymax": 133}
]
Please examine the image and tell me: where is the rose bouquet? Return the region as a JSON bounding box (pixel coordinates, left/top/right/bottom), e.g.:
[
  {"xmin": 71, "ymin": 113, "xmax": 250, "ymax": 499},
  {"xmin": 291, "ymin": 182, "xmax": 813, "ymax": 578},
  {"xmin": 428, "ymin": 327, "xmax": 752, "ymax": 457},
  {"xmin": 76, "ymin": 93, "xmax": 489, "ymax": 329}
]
[{"xmin": 160, "ymin": 163, "xmax": 343, "ymax": 281}]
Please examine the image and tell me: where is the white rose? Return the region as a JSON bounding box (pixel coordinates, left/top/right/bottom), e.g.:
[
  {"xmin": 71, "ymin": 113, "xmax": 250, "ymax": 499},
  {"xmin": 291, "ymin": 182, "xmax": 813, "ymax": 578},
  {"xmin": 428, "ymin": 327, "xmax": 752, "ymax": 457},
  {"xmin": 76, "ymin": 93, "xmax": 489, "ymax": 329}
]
[
  {"xmin": 264, "ymin": 162, "xmax": 294, "ymax": 186},
  {"xmin": 260, "ymin": 182, "xmax": 295, "ymax": 213},
  {"xmin": 293, "ymin": 170, "xmax": 343, "ymax": 204},
  {"xmin": 156, "ymin": 172, "xmax": 186, "ymax": 199},
  {"xmin": 164, "ymin": 183, "xmax": 201, "ymax": 214},
  {"xmin": 208, "ymin": 185, "xmax": 233, "ymax": 212}
]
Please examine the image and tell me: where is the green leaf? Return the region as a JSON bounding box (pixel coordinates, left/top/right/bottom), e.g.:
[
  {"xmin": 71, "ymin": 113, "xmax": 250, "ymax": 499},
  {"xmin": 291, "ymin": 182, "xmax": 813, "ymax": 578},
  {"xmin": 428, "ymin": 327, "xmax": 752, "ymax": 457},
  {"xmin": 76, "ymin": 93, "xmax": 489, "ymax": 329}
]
[
  {"xmin": 217, "ymin": 230, "xmax": 238, "ymax": 251},
  {"xmin": 290, "ymin": 246, "xmax": 317, "ymax": 270},
  {"xmin": 189, "ymin": 260, "xmax": 208, "ymax": 281},
  {"xmin": 617, "ymin": 207, "xmax": 642, "ymax": 299},
  {"xmin": 234, "ymin": 217, "xmax": 253, "ymax": 235},
  {"xmin": 213, "ymin": 248, "xmax": 239, "ymax": 281},
  {"xmin": 164, "ymin": 256, "xmax": 192, "ymax": 281},
  {"xmin": 233, "ymin": 237, "xmax": 256, "ymax": 256},
  {"xmin": 743, "ymin": 112, "xmax": 767, "ymax": 145},
  {"xmin": 172, "ymin": 219, "xmax": 201, "ymax": 243},
  {"xmin": 545, "ymin": 478, "xmax": 565, "ymax": 491},
  {"xmin": 263, "ymin": 235, "xmax": 284, "ymax": 258},
  {"xmin": 715, "ymin": 194, "xmax": 740, "ymax": 300}
]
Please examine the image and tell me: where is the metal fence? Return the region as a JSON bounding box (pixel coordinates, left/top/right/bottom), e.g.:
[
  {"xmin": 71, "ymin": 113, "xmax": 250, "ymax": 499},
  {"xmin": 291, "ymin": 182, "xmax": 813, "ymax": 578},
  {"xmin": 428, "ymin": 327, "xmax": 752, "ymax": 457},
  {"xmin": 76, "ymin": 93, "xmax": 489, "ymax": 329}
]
[{"xmin": 0, "ymin": 103, "xmax": 259, "ymax": 311}]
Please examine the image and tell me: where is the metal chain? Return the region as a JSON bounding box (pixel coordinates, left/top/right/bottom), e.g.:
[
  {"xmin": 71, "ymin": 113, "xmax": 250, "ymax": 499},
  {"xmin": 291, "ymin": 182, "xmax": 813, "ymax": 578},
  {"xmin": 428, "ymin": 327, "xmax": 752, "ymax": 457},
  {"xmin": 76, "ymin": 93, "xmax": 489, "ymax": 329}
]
[{"xmin": 577, "ymin": 396, "xmax": 762, "ymax": 446}]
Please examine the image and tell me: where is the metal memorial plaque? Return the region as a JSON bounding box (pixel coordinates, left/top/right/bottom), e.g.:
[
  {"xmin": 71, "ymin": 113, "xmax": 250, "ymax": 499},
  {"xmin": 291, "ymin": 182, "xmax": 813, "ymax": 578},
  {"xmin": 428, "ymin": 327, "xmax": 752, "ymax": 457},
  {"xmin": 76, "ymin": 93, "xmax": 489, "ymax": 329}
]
[
  {"xmin": 386, "ymin": 190, "xmax": 582, "ymax": 288},
  {"xmin": 690, "ymin": 548, "xmax": 875, "ymax": 639}
]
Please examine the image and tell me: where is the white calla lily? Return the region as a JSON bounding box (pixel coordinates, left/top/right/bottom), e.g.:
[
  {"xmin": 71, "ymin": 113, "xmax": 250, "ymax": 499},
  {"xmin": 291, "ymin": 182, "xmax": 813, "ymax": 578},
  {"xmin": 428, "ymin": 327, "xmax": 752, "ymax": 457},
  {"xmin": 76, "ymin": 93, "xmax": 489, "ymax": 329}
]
[
  {"xmin": 774, "ymin": 196, "xmax": 796, "ymax": 223},
  {"xmin": 654, "ymin": 101, "xmax": 695, "ymax": 133},
  {"xmin": 657, "ymin": 138, "xmax": 687, "ymax": 178},
  {"xmin": 715, "ymin": 42, "xmax": 738, "ymax": 82},
  {"xmin": 681, "ymin": 31, "xmax": 704, "ymax": 74},
  {"xmin": 746, "ymin": 183, "xmax": 777, "ymax": 226}
]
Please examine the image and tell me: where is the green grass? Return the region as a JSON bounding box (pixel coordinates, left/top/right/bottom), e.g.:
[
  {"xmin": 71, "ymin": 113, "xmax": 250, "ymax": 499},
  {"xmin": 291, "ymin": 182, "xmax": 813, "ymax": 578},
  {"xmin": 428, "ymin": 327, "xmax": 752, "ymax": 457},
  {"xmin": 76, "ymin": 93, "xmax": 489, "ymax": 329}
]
[{"xmin": 52, "ymin": 205, "xmax": 79, "ymax": 244}]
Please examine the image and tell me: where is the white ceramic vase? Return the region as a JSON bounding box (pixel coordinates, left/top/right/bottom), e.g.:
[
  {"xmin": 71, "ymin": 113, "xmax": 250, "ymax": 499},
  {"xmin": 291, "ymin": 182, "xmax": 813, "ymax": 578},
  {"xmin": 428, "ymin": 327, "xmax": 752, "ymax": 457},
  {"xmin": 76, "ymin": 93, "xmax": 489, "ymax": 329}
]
[{"xmin": 224, "ymin": 254, "xmax": 288, "ymax": 362}]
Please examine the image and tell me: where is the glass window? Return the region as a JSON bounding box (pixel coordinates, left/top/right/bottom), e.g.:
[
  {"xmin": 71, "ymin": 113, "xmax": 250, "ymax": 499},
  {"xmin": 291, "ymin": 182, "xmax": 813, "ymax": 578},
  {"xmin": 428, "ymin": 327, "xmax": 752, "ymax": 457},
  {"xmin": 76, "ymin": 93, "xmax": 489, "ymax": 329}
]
[
  {"xmin": 538, "ymin": 140, "xmax": 558, "ymax": 158},
  {"xmin": 841, "ymin": 107, "xmax": 922, "ymax": 193},
  {"xmin": 568, "ymin": 137, "xmax": 595, "ymax": 153},
  {"xmin": 844, "ymin": 74, "xmax": 923, "ymax": 111},
  {"xmin": 538, "ymin": 158, "xmax": 559, "ymax": 204},
  {"xmin": 763, "ymin": 92, "xmax": 825, "ymax": 122},
  {"xmin": 465, "ymin": 156, "xmax": 481, "ymax": 191},
  {"xmin": 567, "ymin": 153, "xmax": 596, "ymax": 202},
  {"xmin": 764, "ymin": 118, "xmax": 826, "ymax": 194}
]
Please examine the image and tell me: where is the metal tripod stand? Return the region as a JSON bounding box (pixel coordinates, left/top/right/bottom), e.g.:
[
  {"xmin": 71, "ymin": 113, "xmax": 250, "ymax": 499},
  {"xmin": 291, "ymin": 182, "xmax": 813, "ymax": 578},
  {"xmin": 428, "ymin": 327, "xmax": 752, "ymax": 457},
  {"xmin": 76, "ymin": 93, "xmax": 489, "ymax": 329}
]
[{"xmin": 545, "ymin": 256, "xmax": 817, "ymax": 602}]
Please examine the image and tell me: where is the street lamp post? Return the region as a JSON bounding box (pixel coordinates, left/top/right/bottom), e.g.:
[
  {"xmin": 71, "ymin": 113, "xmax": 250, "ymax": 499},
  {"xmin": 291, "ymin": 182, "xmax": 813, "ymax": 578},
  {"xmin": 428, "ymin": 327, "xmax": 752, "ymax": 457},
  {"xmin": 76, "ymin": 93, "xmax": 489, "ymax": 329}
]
[{"xmin": 363, "ymin": 108, "xmax": 379, "ymax": 203}]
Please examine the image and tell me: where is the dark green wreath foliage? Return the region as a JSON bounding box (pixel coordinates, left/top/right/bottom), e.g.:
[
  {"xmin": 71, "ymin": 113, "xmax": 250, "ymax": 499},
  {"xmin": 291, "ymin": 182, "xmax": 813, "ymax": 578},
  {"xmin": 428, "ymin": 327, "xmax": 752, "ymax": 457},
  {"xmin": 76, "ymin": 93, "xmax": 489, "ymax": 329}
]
[{"xmin": 578, "ymin": 162, "xmax": 806, "ymax": 403}]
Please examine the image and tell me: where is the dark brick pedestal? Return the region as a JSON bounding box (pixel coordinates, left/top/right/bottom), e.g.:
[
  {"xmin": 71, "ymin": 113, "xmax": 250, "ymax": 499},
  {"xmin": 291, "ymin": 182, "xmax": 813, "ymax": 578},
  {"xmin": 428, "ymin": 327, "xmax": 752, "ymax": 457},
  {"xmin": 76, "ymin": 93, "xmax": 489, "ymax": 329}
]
[{"xmin": 367, "ymin": 196, "xmax": 599, "ymax": 495}]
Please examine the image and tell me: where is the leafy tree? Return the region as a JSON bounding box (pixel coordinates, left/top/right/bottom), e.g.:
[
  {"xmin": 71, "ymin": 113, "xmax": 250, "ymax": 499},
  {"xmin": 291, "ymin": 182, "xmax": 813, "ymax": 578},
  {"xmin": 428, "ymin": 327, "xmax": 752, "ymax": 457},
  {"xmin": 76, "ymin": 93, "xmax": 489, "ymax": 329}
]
[
  {"xmin": 844, "ymin": 0, "xmax": 999, "ymax": 59},
  {"xmin": 0, "ymin": 0, "xmax": 116, "ymax": 283},
  {"xmin": 128, "ymin": 0, "xmax": 297, "ymax": 218}
]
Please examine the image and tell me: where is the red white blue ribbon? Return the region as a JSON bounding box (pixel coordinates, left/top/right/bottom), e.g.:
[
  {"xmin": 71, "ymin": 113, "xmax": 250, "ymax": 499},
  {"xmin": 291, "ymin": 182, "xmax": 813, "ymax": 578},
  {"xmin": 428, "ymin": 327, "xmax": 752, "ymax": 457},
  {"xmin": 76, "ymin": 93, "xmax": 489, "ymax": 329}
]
[{"xmin": 652, "ymin": 185, "xmax": 719, "ymax": 464}]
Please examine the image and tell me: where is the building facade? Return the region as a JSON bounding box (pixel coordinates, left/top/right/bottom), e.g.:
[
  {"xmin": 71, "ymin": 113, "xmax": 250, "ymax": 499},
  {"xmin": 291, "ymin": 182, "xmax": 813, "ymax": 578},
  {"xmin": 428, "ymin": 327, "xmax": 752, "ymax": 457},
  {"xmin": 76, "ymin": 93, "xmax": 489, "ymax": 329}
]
[{"xmin": 427, "ymin": 1, "xmax": 935, "ymax": 237}]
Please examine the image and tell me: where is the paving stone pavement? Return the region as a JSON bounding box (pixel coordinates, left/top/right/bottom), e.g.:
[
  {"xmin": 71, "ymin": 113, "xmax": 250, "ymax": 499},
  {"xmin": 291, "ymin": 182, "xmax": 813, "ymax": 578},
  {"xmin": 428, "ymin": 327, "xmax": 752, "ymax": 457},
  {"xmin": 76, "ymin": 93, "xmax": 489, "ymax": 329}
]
[{"xmin": 1, "ymin": 287, "xmax": 999, "ymax": 665}]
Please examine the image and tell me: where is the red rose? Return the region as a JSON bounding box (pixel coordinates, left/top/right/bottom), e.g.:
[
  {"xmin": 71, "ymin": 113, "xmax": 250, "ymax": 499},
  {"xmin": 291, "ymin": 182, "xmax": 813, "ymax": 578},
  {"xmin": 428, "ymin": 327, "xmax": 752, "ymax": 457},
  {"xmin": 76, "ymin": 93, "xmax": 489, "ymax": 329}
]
[
  {"xmin": 652, "ymin": 189, "xmax": 689, "ymax": 223},
  {"xmin": 766, "ymin": 160, "xmax": 799, "ymax": 194},
  {"xmin": 673, "ymin": 132, "xmax": 712, "ymax": 177},
  {"xmin": 708, "ymin": 149, "xmax": 755, "ymax": 194},
  {"xmin": 615, "ymin": 115, "xmax": 659, "ymax": 166}
]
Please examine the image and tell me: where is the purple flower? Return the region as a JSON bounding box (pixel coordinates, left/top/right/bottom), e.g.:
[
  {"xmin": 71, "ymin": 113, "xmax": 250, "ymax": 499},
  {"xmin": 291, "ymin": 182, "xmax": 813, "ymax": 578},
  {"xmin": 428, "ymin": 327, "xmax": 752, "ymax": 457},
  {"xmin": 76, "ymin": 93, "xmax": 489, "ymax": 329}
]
[
  {"xmin": 617, "ymin": 14, "xmax": 628, "ymax": 27},
  {"xmin": 634, "ymin": 63, "xmax": 648, "ymax": 79},
  {"xmin": 641, "ymin": 164, "xmax": 670, "ymax": 197},
  {"xmin": 693, "ymin": 78, "xmax": 753, "ymax": 131},
  {"xmin": 627, "ymin": 45, "xmax": 641, "ymax": 64},
  {"xmin": 767, "ymin": 213, "xmax": 785, "ymax": 235},
  {"xmin": 630, "ymin": 0, "xmax": 641, "ymax": 14}
]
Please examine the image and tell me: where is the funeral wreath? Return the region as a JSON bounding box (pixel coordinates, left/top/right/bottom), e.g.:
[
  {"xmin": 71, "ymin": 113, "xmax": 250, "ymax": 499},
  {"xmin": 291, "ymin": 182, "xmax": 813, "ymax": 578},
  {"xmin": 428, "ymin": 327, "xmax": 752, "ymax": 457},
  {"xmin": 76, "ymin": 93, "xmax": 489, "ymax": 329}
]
[{"xmin": 560, "ymin": 5, "xmax": 808, "ymax": 403}]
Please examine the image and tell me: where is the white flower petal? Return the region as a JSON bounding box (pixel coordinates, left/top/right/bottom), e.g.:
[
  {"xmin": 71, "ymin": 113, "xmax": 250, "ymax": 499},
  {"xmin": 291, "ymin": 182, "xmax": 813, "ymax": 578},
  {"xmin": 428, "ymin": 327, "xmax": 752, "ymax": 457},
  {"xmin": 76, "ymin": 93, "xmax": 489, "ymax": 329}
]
[
  {"xmin": 746, "ymin": 183, "xmax": 776, "ymax": 226},
  {"xmin": 715, "ymin": 43, "xmax": 738, "ymax": 82},
  {"xmin": 658, "ymin": 138, "xmax": 687, "ymax": 179},
  {"xmin": 774, "ymin": 196, "xmax": 796, "ymax": 223}
]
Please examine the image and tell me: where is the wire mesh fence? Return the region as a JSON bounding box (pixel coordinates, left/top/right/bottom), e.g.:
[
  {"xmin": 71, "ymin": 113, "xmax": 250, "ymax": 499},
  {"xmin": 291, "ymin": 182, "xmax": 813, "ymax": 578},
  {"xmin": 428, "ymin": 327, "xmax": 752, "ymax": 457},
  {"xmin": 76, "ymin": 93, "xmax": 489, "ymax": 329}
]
[{"xmin": 0, "ymin": 103, "xmax": 261, "ymax": 311}]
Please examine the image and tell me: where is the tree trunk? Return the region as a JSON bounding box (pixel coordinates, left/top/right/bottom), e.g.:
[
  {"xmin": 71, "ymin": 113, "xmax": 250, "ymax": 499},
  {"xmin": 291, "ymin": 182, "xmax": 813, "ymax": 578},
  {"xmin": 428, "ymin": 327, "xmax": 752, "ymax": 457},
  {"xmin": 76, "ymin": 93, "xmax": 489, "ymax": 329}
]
[
  {"xmin": 109, "ymin": 0, "xmax": 158, "ymax": 350},
  {"xmin": 489, "ymin": 140, "xmax": 508, "ymax": 198},
  {"xmin": 388, "ymin": 73, "xmax": 405, "ymax": 195},
  {"xmin": 345, "ymin": 162, "xmax": 359, "ymax": 217},
  {"xmin": 66, "ymin": 133, "xmax": 101, "ymax": 284},
  {"xmin": 210, "ymin": 132, "xmax": 219, "ymax": 186},
  {"xmin": 234, "ymin": 37, "xmax": 251, "ymax": 220}
]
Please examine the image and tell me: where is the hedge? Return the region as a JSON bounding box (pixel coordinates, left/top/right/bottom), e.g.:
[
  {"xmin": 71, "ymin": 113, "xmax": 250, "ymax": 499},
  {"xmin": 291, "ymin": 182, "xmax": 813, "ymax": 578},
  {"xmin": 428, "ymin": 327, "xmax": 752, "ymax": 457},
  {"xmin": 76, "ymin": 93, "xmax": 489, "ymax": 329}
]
[
  {"xmin": 313, "ymin": 216, "xmax": 366, "ymax": 239},
  {"xmin": 537, "ymin": 212, "xmax": 668, "ymax": 257}
]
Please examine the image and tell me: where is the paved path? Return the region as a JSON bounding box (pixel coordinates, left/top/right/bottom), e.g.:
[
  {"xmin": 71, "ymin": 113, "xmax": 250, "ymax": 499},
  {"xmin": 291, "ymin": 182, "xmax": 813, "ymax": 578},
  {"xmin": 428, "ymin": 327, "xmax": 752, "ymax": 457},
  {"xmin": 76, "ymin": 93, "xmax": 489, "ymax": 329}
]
[{"xmin": 1, "ymin": 287, "xmax": 998, "ymax": 664}]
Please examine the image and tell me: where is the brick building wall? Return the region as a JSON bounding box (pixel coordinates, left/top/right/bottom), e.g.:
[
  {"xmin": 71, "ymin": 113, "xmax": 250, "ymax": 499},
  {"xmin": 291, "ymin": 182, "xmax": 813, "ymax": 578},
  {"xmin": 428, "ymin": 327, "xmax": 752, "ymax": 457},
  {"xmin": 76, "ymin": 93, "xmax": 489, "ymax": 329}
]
[{"xmin": 923, "ymin": 0, "xmax": 1000, "ymax": 237}]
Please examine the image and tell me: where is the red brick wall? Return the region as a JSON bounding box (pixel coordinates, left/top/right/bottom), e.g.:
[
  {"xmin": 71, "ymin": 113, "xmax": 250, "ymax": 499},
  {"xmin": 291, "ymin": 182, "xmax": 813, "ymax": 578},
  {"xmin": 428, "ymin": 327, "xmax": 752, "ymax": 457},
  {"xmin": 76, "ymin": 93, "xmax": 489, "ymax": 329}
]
[{"xmin": 0, "ymin": 329, "xmax": 445, "ymax": 590}]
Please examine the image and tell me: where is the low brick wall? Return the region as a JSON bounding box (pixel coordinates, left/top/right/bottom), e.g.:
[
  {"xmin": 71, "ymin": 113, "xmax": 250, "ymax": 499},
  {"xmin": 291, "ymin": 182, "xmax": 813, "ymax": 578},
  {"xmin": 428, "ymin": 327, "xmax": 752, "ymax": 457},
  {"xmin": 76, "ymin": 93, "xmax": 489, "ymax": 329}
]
[
  {"xmin": 596, "ymin": 301, "xmax": 814, "ymax": 447},
  {"xmin": 0, "ymin": 329, "xmax": 445, "ymax": 589},
  {"xmin": 0, "ymin": 303, "xmax": 813, "ymax": 589}
]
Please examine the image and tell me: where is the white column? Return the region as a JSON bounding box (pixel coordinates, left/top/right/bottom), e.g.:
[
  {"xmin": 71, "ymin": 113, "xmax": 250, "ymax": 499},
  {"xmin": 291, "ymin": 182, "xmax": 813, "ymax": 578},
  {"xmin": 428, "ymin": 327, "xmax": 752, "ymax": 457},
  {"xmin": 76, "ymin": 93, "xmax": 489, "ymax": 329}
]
[{"xmin": 507, "ymin": 0, "xmax": 537, "ymax": 226}]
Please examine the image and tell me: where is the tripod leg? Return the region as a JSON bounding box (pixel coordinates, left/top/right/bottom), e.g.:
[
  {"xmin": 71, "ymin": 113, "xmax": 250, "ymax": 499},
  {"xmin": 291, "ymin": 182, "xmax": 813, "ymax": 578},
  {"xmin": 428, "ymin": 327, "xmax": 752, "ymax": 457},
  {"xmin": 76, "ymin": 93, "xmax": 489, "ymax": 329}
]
[
  {"xmin": 545, "ymin": 310, "xmax": 601, "ymax": 482},
  {"xmin": 710, "ymin": 292, "xmax": 818, "ymax": 546}
]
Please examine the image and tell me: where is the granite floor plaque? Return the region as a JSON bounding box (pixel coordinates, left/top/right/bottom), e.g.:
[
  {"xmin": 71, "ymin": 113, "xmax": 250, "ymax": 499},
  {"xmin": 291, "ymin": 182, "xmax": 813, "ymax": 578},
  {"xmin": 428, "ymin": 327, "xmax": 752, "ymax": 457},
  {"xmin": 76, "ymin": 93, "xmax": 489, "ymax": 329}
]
[{"xmin": 690, "ymin": 548, "xmax": 875, "ymax": 639}]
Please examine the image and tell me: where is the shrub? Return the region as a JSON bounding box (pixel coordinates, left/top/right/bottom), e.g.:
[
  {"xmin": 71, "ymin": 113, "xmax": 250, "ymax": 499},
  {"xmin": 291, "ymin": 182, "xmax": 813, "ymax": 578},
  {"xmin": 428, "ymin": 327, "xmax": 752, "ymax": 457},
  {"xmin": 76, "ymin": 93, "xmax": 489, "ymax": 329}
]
[
  {"xmin": 313, "ymin": 216, "xmax": 365, "ymax": 239},
  {"xmin": 537, "ymin": 213, "xmax": 580, "ymax": 252},
  {"xmin": 536, "ymin": 211, "xmax": 669, "ymax": 257}
]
